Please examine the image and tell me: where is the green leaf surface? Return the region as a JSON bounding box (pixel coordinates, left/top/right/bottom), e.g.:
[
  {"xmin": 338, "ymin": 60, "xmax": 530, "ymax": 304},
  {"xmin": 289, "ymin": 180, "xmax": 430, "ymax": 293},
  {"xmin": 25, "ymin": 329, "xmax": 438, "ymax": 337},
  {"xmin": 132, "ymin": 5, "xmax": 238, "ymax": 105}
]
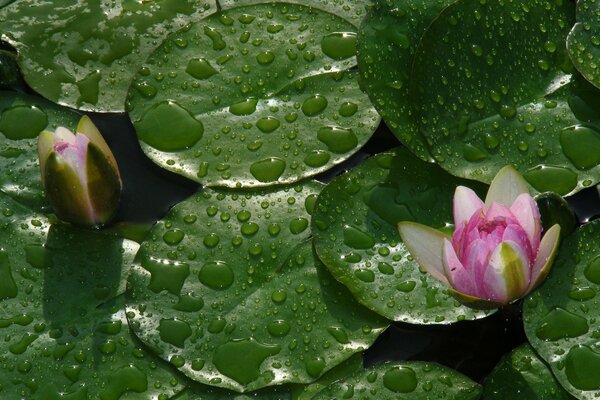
[
  {"xmin": 219, "ymin": 0, "xmax": 371, "ymax": 27},
  {"xmin": 524, "ymin": 220, "xmax": 600, "ymax": 399},
  {"xmin": 0, "ymin": 192, "xmax": 186, "ymax": 399},
  {"xmin": 127, "ymin": 3, "xmax": 379, "ymax": 188},
  {"xmin": 290, "ymin": 353, "xmax": 362, "ymax": 400},
  {"xmin": 310, "ymin": 361, "xmax": 482, "ymax": 400},
  {"xmin": 357, "ymin": 0, "xmax": 456, "ymax": 161},
  {"xmin": 411, "ymin": 0, "xmax": 600, "ymax": 196},
  {"xmin": 568, "ymin": 0, "xmax": 600, "ymax": 90},
  {"xmin": 126, "ymin": 183, "xmax": 388, "ymax": 392},
  {"xmin": 0, "ymin": 0, "xmax": 217, "ymax": 112},
  {"xmin": 0, "ymin": 91, "xmax": 80, "ymax": 212},
  {"xmin": 482, "ymin": 344, "xmax": 575, "ymax": 400},
  {"xmin": 312, "ymin": 147, "xmax": 491, "ymax": 324},
  {"xmin": 177, "ymin": 385, "xmax": 290, "ymax": 399}
]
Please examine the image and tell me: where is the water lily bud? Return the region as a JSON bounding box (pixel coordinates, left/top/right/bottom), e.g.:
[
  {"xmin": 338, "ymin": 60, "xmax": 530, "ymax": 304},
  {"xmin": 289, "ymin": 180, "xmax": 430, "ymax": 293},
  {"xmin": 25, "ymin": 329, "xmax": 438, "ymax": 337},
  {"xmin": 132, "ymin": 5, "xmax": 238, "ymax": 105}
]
[
  {"xmin": 398, "ymin": 166, "xmax": 561, "ymax": 309},
  {"xmin": 38, "ymin": 116, "xmax": 122, "ymax": 227}
]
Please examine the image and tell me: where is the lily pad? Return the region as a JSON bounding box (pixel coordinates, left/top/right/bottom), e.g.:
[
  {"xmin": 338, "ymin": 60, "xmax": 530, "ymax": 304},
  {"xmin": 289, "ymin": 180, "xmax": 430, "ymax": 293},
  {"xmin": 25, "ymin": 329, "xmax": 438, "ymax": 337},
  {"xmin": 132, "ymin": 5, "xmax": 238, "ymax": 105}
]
[
  {"xmin": 0, "ymin": 91, "xmax": 80, "ymax": 212},
  {"xmin": 0, "ymin": 0, "xmax": 217, "ymax": 112},
  {"xmin": 177, "ymin": 385, "xmax": 290, "ymax": 399},
  {"xmin": 567, "ymin": 0, "xmax": 600, "ymax": 91},
  {"xmin": 0, "ymin": 192, "xmax": 186, "ymax": 399},
  {"xmin": 482, "ymin": 344, "xmax": 575, "ymax": 400},
  {"xmin": 312, "ymin": 147, "xmax": 491, "ymax": 324},
  {"xmin": 219, "ymin": 0, "xmax": 371, "ymax": 27},
  {"xmin": 127, "ymin": 3, "xmax": 379, "ymax": 188},
  {"xmin": 126, "ymin": 183, "xmax": 388, "ymax": 392},
  {"xmin": 524, "ymin": 220, "xmax": 600, "ymax": 399},
  {"xmin": 357, "ymin": 0, "xmax": 456, "ymax": 161},
  {"xmin": 311, "ymin": 361, "xmax": 482, "ymax": 400},
  {"xmin": 411, "ymin": 0, "xmax": 600, "ymax": 196}
]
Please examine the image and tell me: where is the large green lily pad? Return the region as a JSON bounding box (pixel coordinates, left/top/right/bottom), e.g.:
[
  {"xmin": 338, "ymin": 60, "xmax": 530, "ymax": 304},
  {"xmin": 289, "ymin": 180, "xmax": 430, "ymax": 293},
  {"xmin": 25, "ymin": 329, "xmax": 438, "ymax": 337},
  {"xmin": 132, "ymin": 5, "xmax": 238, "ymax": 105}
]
[
  {"xmin": 127, "ymin": 3, "xmax": 379, "ymax": 188},
  {"xmin": 568, "ymin": 0, "xmax": 600, "ymax": 91},
  {"xmin": 482, "ymin": 344, "xmax": 575, "ymax": 400},
  {"xmin": 411, "ymin": 0, "xmax": 600, "ymax": 196},
  {"xmin": 357, "ymin": 0, "xmax": 456, "ymax": 161},
  {"xmin": 0, "ymin": 0, "xmax": 217, "ymax": 112},
  {"xmin": 126, "ymin": 183, "xmax": 388, "ymax": 392},
  {"xmin": 311, "ymin": 361, "xmax": 482, "ymax": 400},
  {"xmin": 219, "ymin": 0, "xmax": 371, "ymax": 27},
  {"xmin": 524, "ymin": 220, "xmax": 600, "ymax": 399},
  {"xmin": 0, "ymin": 192, "xmax": 186, "ymax": 399},
  {"xmin": 312, "ymin": 147, "xmax": 491, "ymax": 324},
  {"xmin": 0, "ymin": 91, "xmax": 80, "ymax": 212}
]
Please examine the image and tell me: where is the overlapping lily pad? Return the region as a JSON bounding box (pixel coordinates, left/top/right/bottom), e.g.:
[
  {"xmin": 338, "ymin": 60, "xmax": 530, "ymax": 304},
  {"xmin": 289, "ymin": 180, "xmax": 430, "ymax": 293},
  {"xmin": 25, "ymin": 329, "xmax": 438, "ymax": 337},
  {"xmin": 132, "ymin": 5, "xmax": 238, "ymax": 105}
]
[
  {"xmin": 310, "ymin": 361, "xmax": 482, "ymax": 400},
  {"xmin": 127, "ymin": 3, "xmax": 380, "ymax": 188},
  {"xmin": 482, "ymin": 344, "xmax": 575, "ymax": 400},
  {"xmin": 0, "ymin": 0, "xmax": 217, "ymax": 112},
  {"xmin": 219, "ymin": 0, "xmax": 371, "ymax": 27},
  {"xmin": 0, "ymin": 91, "xmax": 80, "ymax": 212},
  {"xmin": 126, "ymin": 183, "xmax": 388, "ymax": 392},
  {"xmin": 568, "ymin": 0, "xmax": 600, "ymax": 91},
  {"xmin": 357, "ymin": 0, "xmax": 456, "ymax": 161},
  {"xmin": 0, "ymin": 192, "xmax": 185, "ymax": 399},
  {"xmin": 410, "ymin": 0, "xmax": 600, "ymax": 196},
  {"xmin": 312, "ymin": 147, "xmax": 490, "ymax": 324},
  {"xmin": 524, "ymin": 220, "xmax": 600, "ymax": 399}
]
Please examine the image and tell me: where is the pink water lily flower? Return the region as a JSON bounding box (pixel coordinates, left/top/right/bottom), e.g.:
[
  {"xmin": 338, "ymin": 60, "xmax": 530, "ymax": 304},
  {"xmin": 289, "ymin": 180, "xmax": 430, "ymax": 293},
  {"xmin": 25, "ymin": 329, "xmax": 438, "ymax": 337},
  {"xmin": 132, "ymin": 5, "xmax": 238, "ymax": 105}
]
[
  {"xmin": 398, "ymin": 166, "xmax": 561, "ymax": 308},
  {"xmin": 38, "ymin": 116, "xmax": 122, "ymax": 227}
]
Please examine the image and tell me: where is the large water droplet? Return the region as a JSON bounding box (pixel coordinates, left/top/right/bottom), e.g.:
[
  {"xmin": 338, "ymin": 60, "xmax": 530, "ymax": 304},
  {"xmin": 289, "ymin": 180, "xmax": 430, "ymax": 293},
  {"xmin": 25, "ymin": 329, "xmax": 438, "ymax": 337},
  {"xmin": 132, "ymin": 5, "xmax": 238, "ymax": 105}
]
[
  {"xmin": 382, "ymin": 366, "xmax": 418, "ymax": 393},
  {"xmin": 302, "ymin": 95, "xmax": 328, "ymax": 116},
  {"xmin": 186, "ymin": 58, "xmax": 218, "ymax": 80},
  {"xmin": 523, "ymin": 165, "xmax": 577, "ymax": 195},
  {"xmin": 198, "ymin": 261, "xmax": 234, "ymax": 290},
  {"xmin": 321, "ymin": 32, "xmax": 357, "ymax": 60},
  {"xmin": 159, "ymin": 318, "xmax": 192, "ymax": 348},
  {"xmin": 565, "ymin": 345, "xmax": 600, "ymax": 390},
  {"xmin": 343, "ymin": 225, "xmax": 375, "ymax": 249},
  {"xmin": 229, "ymin": 98, "xmax": 258, "ymax": 116},
  {"xmin": 559, "ymin": 125, "xmax": 600, "ymax": 170},
  {"xmin": 213, "ymin": 338, "xmax": 281, "ymax": 385},
  {"xmin": 250, "ymin": 157, "xmax": 286, "ymax": 182},
  {"xmin": 535, "ymin": 307, "xmax": 589, "ymax": 341},
  {"xmin": 0, "ymin": 105, "xmax": 48, "ymax": 140},
  {"xmin": 317, "ymin": 126, "xmax": 358, "ymax": 153},
  {"xmin": 141, "ymin": 256, "xmax": 190, "ymax": 296}
]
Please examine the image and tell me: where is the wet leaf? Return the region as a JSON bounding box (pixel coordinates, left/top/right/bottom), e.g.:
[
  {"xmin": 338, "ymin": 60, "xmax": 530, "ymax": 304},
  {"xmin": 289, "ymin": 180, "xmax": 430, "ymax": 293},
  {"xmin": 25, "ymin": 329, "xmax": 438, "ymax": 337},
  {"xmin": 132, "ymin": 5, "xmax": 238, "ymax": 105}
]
[
  {"xmin": 357, "ymin": 0, "xmax": 456, "ymax": 161},
  {"xmin": 0, "ymin": 192, "xmax": 185, "ymax": 399},
  {"xmin": 411, "ymin": 0, "xmax": 600, "ymax": 196},
  {"xmin": 568, "ymin": 0, "xmax": 600, "ymax": 91},
  {"xmin": 126, "ymin": 183, "xmax": 388, "ymax": 392},
  {"xmin": 311, "ymin": 361, "xmax": 481, "ymax": 400},
  {"xmin": 127, "ymin": 3, "xmax": 379, "ymax": 188},
  {"xmin": 312, "ymin": 147, "xmax": 491, "ymax": 324},
  {"xmin": 482, "ymin": 344, "xmax": 575, "ymax": 400},
  {"xmin": 177, "ymin": 385, "xmax": 290, "ymax": 399},
  {"xmin": 219, "ymin": 0, "xmax": 371, "ymax": 27},
  {"xmin": 524, "ymin": 220, "xmax": 600, "ymax": 399},
  {"xmin": 0, "ymin": 91, "xmax": 80, "ymax": 212},
  {"xmin": 0, "ymin": 0, "xmax": 217, "ymax": 112}
]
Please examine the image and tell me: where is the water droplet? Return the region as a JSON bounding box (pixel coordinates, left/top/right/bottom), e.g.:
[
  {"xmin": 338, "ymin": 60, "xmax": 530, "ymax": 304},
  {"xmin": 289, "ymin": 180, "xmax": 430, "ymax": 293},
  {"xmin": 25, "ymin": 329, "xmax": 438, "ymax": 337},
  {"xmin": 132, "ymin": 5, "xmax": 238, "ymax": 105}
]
[
  {"xmin": 198, "ymin": 261, "xmax": 234, "ymax": 290},
  {"xmin": 523, "ymin": 165, "xmax": 577, "ymax": 195},
  {"xmin": 303, "ymin": 150, "xmax": 331, "ymax": 167},
  {"xmin": 354, "ymin": 269, "xmax": 375, "ymax": 283},
  {"xmin": 250, "ymin": 157, "xmax": 286, "ymax": 182},
  {"xmin": 229, "ymin": 98, "xmax": 258, "ymax": 116},
  {"xmin": 327, "ymin": 327, "xmax": 350, "ymax": 344},
  {"xmin": 396, "ymin": 281, "xmax": 416, "ymax": 292},
  {"xmin": 302, "ymin": 95, "xmax": 328, "ymax": 116},
  {"xmin": 213, "ymin": 338, "xmax": 281, "ymax": 385},
  {"xmin": 24, "ymin": 244, "xmax": 52, "ymax": 269},
  {"xmin": 565, "ymin": 345, "xmax": 600, "ymax": 390},
  {"xmin": 305, "ymin": 356, "xmax": 326, "ymax": 378},
  {"xmin": 0, "ymin": 105, "xmax": 48, "ymax": 140},
  {"xmin": 559, "ymin": 125, "xmax": 600, "ymax": 170},
  {"xmin": 343, "ymin": 225, "xmax": 375, "ymax": 249},
  {"xmin": 136, "ymin": 101, "xmax": 203, "ymax": 152},
  {"xmin": 159, "ymin": 318, "xmax": 192, "ymax": 348},
  {"xmin": 241, "ymin": 222, "xmax": 259, "ymax": 236},
  {"xmin": 203, "ymin": 233, "xmax": 220, "ymax": 248},
  {"xmin": 163, "ymin": 229, "xmax": 185, "ymax": 245},
  {"xmin": 339, "ymin": 102, "xmax": 358, "ymax": 117},
  {"xmin": 535, "ymin": 307, "xmax": 589, "ymax": 341},
  {"xmin": 204, "ymin": 26, "xmax": 226, "ymax": 50},
  {"xmin": 321, "ymin": 32, "xmax": 357, "ymax": 60},
  {"xmin": 383, "ymin": 366, "xmax": 418, "ymax": 393},
  {"xmin": 317, "ymin": 126, "xmax": 358, "ymax": 153},
  {"xmin": 584, "ymin": 256, "xmax": 600, "ymax": 284},
  {"xmin": 141, "ymin": 256, "xmax": 190, "ymax": 296},
  {"xmin": 100, "ymin": 365, "xmax": 149, "ymax": 400},
  {"xmin": 289, "ymin": 218, "xmax": 309, "ymax": 234},
  {"xmin": 256, "ymin": 51, "xmax": 275, "ymax": 65},
  {"xmin": 267, "ymin": 320, "xmax": 290, "ymax": 337},
  {"xmin": 463, "ymin": 143, "xmax": 487, "ymax": 161},
  {"xmin": 271, "ymin": 289, "xmax": 287, "ymax": 303},
  {"xmin": 256, "ymin": 116, "xmax": 280, "ymax": 133},
  {"xmin": 186, "ymin": 58, "xmax": 218, "ymax": 80}
]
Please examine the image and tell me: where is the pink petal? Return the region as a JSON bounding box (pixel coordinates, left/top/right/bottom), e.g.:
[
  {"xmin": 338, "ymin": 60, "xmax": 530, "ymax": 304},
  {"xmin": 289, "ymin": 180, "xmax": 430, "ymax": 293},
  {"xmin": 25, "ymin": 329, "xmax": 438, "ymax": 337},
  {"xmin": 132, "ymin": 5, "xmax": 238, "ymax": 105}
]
[
  {"xmin": 485, "ymin": 202, "xmax": 517, "ymax": 222},
  {"xmin": 483, "ymin": 240, "xmax": 530, "ymax": 304},
  {"xmin": 398, "ymin": 222, "xmax": 449, "ymax": 285},
  {"xmin": 528, "ymin": 224, "xmax": 561, "ymax": 291},
  {"xmin": 502, "ymin": 224, "xmax": 534, "ymax": 262},
  {"xmin": 453, "ymin": 186, "xmax": 484, "ymax": 226},
  {"xmin": 442, "ymin": 239, "xmax": 478, "ymax": 296},
  {"xmin": 461, "ymin": 238, "xmax": 492, "ymax": 295},
  {"xmin": 485, "ymin": 165, "xmax": 530, "ymax": 208},
  {"xmin": 510, "ymin": 193, "xmax": 542, "ymax": 254}
]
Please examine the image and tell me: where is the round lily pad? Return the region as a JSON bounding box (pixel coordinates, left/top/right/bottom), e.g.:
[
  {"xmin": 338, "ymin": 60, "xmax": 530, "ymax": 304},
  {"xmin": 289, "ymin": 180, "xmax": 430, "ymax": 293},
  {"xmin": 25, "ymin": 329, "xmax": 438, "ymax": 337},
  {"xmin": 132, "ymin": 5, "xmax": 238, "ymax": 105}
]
[
  {"xmin": 126, "ymin": 183, "xmax": 388, "ymax": 392},
  {"xmin": 482, "ymin": 344, "xmax": 575, "ymax": 400},
  {"xmin": 357, "ymin": 0, "xmax": 456, "ymax": 161},
  {"xmin": 568, "ymin": 0, "xmax": 600, "ymax": 91},
  {"xmin": 127, "ymin": 3, "xmax": 379, "ymax": 188},
  {"xmin": 0, "ymin": 192, "xmax": 185, "ymax": 399},
  {"xmin": 524, "ymin": 220, "xmax": 600, "ymax": 399},
  {"xmin": 410, "ymin": 0, "xmax": 600, "ymax": 196},
  {"xmin": 311, "ymin": 361, "xmax": 482, "ymax": 400},
  {"xmin": 219, "ymin": 0, "xmax": 370, "ymax": 27},
  {"xmin": 0, "ymin": 0, "xmax": 217, "ymax": 112},
  {"xmin": 312, "ymin": 147, "xmax": 491, "ymax": 324},
  {"xmin": 0, "ymin": 91, "xmax": 80, "ymax": 212}
]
